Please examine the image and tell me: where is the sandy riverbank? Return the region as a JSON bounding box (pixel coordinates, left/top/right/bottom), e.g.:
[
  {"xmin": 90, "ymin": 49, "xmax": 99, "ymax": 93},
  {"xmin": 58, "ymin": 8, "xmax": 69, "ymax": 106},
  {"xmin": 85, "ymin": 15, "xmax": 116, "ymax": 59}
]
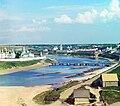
[
  {"xmin": 0, "ymin": 85, "xmax": 52, "ymax": 106},
  {"xmin": 0, "ymin": 62, "xmax": 50, "ymax": 75}
]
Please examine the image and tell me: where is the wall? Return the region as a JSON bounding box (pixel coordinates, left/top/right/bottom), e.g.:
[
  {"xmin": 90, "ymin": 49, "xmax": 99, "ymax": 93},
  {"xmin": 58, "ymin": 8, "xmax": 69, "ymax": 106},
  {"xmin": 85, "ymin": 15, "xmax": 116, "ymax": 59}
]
[
  {"xmin": 0, "ymin": 56, "xmax": 46, "ymax": 62},
  {"xmin": 74, "ymin": 98, "xmax": 89, "ymax": 105},
  {"xmin": 103, "ymin": 81, "xmax": 118, "ymax": 87}
]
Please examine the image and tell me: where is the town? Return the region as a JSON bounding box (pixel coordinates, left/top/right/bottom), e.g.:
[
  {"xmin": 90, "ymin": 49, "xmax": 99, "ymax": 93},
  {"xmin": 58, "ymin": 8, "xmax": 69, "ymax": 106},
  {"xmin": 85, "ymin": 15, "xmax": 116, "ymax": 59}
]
[{"xmin": 0, "ymin": 43, "xmax": 119, "ymax": 106}]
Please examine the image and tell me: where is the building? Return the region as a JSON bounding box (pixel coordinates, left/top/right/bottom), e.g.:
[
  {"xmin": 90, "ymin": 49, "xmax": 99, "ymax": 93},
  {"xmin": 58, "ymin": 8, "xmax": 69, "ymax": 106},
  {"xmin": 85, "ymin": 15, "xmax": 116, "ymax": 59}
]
[
  {"xmin": 0, "ymin": 48, "xmax": 16, "ymax": 59},
  {"xmin": 60, "ymin": 43, "xmax": 63, "ymax": 50},
  {"xmin": 0, "ymin": 46, "xmax": 46, "ymax": 62},
  {"xmin": 117, "ymin": 43, "xmax": 120, "ymax": 48},
  {"xmin": 53, "ymin": 46, "xmax": 58, "ymax": 51},
  {"xmin": 73, "ymin": 88, "xmax": 90, "ymax": 105},
  {"xmin": 20, "ymin": 47, "xmax": 34, "ymax": 58},
  {"xmin": 100, "ymin": 74, "xmax": 119, "ymax": 87}
]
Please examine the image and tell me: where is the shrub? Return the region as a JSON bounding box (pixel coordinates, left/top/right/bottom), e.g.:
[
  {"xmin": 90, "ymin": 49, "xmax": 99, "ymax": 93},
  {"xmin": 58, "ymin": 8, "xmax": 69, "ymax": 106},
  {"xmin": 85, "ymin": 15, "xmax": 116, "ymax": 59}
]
[{"xmin": 44, "ymin": 90, "xmax": 60, "ymax": 104}]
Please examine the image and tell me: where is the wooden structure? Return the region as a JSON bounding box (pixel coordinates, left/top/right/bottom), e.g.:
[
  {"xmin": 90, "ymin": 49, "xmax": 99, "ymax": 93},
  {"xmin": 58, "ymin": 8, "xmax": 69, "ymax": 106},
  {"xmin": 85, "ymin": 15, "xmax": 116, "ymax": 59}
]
[
  {"xmin": 73, "ymin": 88, "xmax": 90, "ymax": 105},
  {"xmin": 100, "ymin": 74, "xmax": 119, "ymax": 87}
]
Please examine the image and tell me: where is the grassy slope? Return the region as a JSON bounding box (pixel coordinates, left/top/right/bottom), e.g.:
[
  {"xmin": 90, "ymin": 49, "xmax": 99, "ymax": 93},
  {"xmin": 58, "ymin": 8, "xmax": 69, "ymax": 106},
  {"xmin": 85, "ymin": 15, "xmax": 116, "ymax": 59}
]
[
  {"xmin": 109, "ymin": 66, "xmax": 120, "ymax": 80},
  {"xmin": 0, "ymin": 60, "xmax": 40, "ymax": 70},
  {"xmin": 33, "ymin": 81, "xmax": 79, "ymax": 105},
  {"xmin": 0, "ymin": 58, "xmax": 55, "ymax": 70},
  {"xmin": 102, "ymin": 91, "xmax": 120, "ymax": 104},
  {"xmin": 44, "ymin": 58, "xmax": 56, "ymax": 63}
]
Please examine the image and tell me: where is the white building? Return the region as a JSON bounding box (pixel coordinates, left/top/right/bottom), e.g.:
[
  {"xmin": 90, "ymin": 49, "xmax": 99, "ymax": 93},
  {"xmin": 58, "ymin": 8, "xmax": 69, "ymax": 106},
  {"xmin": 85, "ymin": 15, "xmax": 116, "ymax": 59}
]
[
  {"xmin": 117, "ymin": 43, "xmax": 120, "ymax": 48},
  {"xmin": 0, "ymin": 48, "xmax": 16, "ymax": 59},
  {"xmin": 20, "ymin": 47, "xmax": 34, "ymax": 58},
  {"xmin": 60, "ymin": 43, "xmax": 63, "ymax": 50},
  {"xmin": 0, "ymin": 47, "xmax": 46, "ymax": 61},
  {"xmin": 53, "ymin": 46, "xmax": 58, "ymax": 51}
]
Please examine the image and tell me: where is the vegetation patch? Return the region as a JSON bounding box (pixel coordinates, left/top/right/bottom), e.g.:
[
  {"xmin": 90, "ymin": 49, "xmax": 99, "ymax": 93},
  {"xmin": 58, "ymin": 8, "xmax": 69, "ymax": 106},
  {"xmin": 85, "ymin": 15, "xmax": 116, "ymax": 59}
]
[
  {"xmin": 109, "ymin": 66, "xmax": 120, "ymax": 80},
  {"xmin": 56, "ymin": 81, "xmax": 79, "ymax": 92},
  {"xmin": 102, "ymin": 91, "xmax": 120, "ymax": 104},
  {"xmin": 102, "ymin": 86, "xmax": 120, "ymax": 91},
  {"xmin": 33, "ymin": 81, "xmax": 79, "ymax": 105},
  {"xmin": 99, "ymin": 53, "xmax": 119, "ymax": 61},
  {"xmin": 0, "ymin": 60, "xmax": 40, "ymax": 70},
  {"xmin": 44, "ymin": 58, "xmax": 56, "ymax": 63}
]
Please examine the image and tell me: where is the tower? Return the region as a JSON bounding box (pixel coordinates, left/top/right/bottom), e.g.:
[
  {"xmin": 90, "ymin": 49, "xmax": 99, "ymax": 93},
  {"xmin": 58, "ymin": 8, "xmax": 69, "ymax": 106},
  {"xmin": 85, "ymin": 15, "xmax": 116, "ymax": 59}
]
[{"xmin": 60, "ymin": 43, "xmax": 63, "ymax": 50}]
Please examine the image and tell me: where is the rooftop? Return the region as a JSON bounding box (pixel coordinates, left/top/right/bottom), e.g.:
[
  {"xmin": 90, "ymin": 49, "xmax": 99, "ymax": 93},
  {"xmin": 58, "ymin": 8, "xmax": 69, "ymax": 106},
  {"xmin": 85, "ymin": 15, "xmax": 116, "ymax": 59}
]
[
  {"xmin": 73, "ymin": 88, "xmax": 90, "ymax": 98},
  {"xmin": 102, "ymin": 74, "xmax": 119, "ymax": 82}
]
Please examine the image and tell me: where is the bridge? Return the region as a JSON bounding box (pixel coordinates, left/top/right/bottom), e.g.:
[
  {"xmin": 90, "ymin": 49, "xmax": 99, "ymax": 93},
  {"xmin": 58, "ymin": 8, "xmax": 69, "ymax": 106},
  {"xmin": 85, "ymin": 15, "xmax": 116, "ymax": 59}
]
[{"xmin": 51, "ymin": 62, "xmax": 111, "ymax": 67}]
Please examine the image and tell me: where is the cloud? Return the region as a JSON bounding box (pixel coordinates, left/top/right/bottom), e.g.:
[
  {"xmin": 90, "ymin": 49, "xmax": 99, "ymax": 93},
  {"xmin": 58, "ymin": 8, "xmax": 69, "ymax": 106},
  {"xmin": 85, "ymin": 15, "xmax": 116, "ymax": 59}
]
[
  {"xmin": 5, "ymin": 26, "xmax": 51, "ymax": 32},
  {"xmin": 0, "ymin": 11, "xmax": 7, "ymax": 20},
  {"xmin": 75, "ymin": 9, "xmax": 97, "ymax": 24},
  {"xmin": 45, "ymin": 5, "xmax": 91, "ymax": 11},
  {"xmin": 32, "ymin": 19, "xmax": 47, "ymax": 24},
  {"xmin": 54, "ymin": 14, "xmax": 73, "ymax": 24},
  {"xmin": 54, "ymin": 0, "xmax": 120, "ymax": 24},
  {"xmin": 110, "ymin": 0, "xmax": 120, "ymax": 11},
  {"xmin": 0, "ymin": 10, "xmax": 22, "ymax": 21},
  {"xmin": 100, "ymin": 9, "xmax": 109, "ymax": 18},
  {"xmin": 99, "ymin": 0, "xmax": 120, "ymax": 20}
]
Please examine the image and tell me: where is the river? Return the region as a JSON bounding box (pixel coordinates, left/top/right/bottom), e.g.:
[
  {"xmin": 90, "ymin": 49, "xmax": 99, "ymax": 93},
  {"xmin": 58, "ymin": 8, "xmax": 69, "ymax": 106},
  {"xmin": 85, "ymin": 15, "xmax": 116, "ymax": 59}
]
[{"xmin": 0, "ymin": 55, "xmax": 110, "ymax": 86}]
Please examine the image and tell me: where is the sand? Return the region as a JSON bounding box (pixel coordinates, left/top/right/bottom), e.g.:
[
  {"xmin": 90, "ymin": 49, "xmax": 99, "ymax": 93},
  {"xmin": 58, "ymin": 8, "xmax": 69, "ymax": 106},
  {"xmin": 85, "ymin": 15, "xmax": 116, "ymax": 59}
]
[{"xmin": 0, "ymin": 85, "xmax": 52, "ymax": 106}]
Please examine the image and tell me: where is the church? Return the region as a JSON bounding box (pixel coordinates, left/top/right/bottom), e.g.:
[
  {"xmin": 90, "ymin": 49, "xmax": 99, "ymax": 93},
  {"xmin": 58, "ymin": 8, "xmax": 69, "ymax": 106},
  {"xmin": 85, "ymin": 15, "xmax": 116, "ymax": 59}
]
[{"xmin": 0, "ymin": 48, "xmax": 16, "ymax": 59}]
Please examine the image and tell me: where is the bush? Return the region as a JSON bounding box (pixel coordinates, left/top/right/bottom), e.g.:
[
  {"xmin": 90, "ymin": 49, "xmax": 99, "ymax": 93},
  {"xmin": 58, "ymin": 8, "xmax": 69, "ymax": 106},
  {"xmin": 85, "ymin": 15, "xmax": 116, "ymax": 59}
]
[
  {"xmin": 44, "ymin": 90, "xmax": 60, "ymax": 104},
  {"xmin": 91, "ymin": 78, "xmax": 100, "ymax": 87},
  {"xmin": 33, "ymin": 91, "xmax": 47, "ymax": 104}
]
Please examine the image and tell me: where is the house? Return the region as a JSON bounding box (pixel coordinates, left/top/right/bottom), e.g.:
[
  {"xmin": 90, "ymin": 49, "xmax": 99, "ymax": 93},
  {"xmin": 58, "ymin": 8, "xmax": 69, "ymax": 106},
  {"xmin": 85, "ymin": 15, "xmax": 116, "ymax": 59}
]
[
  {"xmin": 100, "ymin": 74, "xmax": 119, "ymax": 87},
  {"xmin": 73, "ymin": 88, "xmax": 90, "ymax": 105}
]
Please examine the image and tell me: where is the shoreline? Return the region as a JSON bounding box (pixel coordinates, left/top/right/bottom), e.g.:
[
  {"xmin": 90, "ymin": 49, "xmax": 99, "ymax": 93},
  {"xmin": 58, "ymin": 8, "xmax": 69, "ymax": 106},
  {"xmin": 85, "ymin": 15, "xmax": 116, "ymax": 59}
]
[
  {"xmin": 0, "ymin": 62, "xmax": 50, "ymax": 75},
  {"xmin": 71, "ymin": 62, "xmax": 119, "ymax": 81}
]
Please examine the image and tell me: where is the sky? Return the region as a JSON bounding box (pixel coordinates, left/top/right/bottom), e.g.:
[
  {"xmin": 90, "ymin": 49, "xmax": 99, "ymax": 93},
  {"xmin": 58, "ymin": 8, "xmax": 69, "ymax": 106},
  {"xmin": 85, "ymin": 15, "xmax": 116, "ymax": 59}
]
[{"xmin": 0, "ymin": 0, "xmax": 120, "ymax": 44}]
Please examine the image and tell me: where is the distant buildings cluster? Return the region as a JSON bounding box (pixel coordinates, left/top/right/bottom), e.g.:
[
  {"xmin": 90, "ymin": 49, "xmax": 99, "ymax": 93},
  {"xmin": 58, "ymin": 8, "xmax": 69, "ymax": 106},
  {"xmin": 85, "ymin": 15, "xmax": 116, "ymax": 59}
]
[
  {"xmin": 0, "ymin": 47, "xmax": 35, "ymax": 59},
  {"xmin": 41, "ymin": 43, "xmax": 120, "ymax": 57}
]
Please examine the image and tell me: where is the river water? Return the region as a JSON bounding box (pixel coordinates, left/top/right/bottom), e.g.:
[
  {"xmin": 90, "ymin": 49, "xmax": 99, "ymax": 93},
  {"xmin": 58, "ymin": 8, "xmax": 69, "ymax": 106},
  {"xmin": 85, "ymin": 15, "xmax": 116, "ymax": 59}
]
[{"xmin": 0, "ymin": 55, "xmax": 110, "ymax": 86}]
